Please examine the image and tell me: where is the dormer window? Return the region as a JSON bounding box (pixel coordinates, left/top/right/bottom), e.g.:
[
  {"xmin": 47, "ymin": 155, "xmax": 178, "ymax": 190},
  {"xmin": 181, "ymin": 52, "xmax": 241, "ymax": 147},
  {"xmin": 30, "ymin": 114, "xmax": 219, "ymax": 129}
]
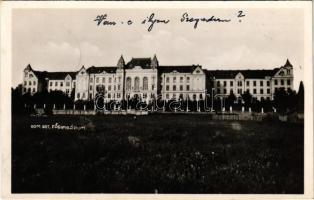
[
  {"xmin": 196, "ymin": 70, "xmax": 200, "ymax": 73},
  {"xmin": 29, "ymin": 74, "xmax": 33, "ymax": 78},
  {"xmin": 279, "ymin": 71, "xmax": 284, "ymax": 76},
  {"xmin": 81, "ymin": 71, "xmax": 84, "ymax": 75}
]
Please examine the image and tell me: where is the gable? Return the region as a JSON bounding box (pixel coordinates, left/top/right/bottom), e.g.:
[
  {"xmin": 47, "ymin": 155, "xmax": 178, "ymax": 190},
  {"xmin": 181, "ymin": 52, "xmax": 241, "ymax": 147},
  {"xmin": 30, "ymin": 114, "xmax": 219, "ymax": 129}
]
[
  {"xmin": 235, "ymin": 72, "xmax": 244, "ymax": 79},
  {"xmin": 192, "ymin": 67, "xmax": 204, "ymax": 75}
]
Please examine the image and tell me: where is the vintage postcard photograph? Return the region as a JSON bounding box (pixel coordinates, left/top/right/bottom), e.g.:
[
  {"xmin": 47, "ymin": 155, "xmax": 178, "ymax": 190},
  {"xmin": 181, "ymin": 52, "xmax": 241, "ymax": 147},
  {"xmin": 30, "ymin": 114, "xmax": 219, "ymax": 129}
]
[{"xmin": 1, "ymin": 1, "xmax": 313, "ymax": 200}]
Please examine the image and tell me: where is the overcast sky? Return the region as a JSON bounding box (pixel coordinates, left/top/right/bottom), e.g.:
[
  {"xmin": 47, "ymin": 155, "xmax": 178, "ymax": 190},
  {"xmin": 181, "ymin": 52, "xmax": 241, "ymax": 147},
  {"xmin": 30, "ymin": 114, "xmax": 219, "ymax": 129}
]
[{"xmin": 12, "ymin": 8, "xmax": 304, "ymax": 90}]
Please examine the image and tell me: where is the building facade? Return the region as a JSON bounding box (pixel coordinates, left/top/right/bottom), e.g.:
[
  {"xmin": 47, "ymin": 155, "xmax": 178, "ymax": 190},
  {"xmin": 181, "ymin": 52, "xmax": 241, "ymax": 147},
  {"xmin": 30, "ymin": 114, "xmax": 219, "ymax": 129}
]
[
  {"xmin": 22, "ymin": 57, "xmax": 294, "ymax": 102},
  {"xmin": 206, "ymin": 59, "xmax": 294, "ymax": 101}
]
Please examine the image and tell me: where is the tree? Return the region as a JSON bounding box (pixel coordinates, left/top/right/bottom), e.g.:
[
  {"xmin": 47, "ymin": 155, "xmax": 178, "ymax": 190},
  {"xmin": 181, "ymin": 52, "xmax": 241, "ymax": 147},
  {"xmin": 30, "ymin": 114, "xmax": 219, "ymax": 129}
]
[
  {"xmin": 226, "ymin": 91, "xmax": 236, "ymax": 108},
  {"xmin": 241, "ymin": 90, "xmax": 253, "ymax": 107},
  {"xmin": 297, "ymin": 81, "xmax": 304, "ymax": 113}
]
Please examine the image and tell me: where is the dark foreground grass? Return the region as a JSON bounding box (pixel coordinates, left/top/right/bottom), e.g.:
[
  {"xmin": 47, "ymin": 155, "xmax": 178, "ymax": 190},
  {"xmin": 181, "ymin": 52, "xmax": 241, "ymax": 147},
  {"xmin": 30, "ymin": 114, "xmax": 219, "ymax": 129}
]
[{"xmin": 12, "ymin": 114, "xmax": 303, "ymax": 193}]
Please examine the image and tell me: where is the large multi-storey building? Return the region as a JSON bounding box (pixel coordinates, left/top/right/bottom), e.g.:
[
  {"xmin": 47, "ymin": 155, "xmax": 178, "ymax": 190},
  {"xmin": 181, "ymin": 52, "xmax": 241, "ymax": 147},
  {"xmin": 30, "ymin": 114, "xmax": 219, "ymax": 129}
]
[
  {"xmin": 22, "ymin": 56, "xmax": 294, "ymax": 102},
  {"xmin": 205, "ymin": 59, "xmax": 294, "ymax": 101}
]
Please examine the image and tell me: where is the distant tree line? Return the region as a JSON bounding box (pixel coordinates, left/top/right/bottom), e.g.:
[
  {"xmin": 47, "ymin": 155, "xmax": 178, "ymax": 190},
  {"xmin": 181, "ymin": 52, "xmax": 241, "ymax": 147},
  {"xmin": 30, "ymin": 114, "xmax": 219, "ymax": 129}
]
[{"xmin": 12, "ymin": 82, "xmax": 304, "ymax": 115}]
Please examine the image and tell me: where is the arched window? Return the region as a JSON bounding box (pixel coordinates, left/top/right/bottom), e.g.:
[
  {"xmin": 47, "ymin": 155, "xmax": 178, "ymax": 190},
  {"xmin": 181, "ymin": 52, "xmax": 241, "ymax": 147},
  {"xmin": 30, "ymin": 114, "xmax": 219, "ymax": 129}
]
[
  {"xmin": 126, "ymin": 77, "xmax": 131, "ymax": 91},
  {"xmin": 134, "ymin": 77, "xmax": 140, "ymax": 91},
  {"xmin": 143, "ymin": 77, "xmax": 148, "ymax": 90}
]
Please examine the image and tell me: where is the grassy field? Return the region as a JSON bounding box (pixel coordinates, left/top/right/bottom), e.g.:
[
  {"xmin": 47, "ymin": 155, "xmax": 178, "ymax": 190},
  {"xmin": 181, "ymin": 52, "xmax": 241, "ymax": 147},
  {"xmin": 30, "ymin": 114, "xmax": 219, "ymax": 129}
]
[{"xmin": 12, "ymin": 114, "xmax": 303, "ymax": 193}]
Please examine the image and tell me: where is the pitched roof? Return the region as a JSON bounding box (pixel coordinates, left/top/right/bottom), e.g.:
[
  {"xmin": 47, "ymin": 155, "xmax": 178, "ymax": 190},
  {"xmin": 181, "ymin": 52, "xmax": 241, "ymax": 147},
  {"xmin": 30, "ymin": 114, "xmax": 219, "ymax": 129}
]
[
  {"xmin": 284, "ymin": 59, "xmax": 293, "ymax": 68},
  {"xmin": 126, "ymin": 58, "xmax": 152, "ymax": 69},
  {"xmin": 33, "ymin": 70, "xmax": 48, "ymax": 80},
  {"xmin": 86, "ymin": 66, "xmax": 117, "ymax": 74},
  {"xmin": 158, "ymin": 65, "xmax": 201, "ymax": 74},
  {"xmin": 204, "ymin": 69, "xmax": 279, "ymax": 79},
  {"xmin": 46, "ymin": 72, "xmax": 77, "ymax": 80}
]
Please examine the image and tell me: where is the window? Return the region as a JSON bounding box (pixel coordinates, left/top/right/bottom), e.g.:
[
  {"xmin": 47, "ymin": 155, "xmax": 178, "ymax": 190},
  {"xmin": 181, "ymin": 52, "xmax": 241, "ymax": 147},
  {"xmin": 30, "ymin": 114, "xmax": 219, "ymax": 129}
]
[
  {"xmin": 274, "ymin": 80, "xmax": 278, "ymax": 85},
  {"xmin": 186, "ymin": 85, "xmax": 190, "ymax": 91},
  {"xmin": 33, "ymin": 81, "xmax": 36, "ymax": 85},
  {"xmin": 66, "ymin": 89, "xmax": 70, "ymax": 94},
  {"xmin": 224, "ymin": 89, "xmax": 227, "ymax": 94},
  {"xmin": 287, "ymin": 79, "xmax": 291, "ymax": 85},
  {"xmin": 60, "ymin": 82, "xmax": 63, "ymax": 87},
  {"xmin": 126, "ymin": 77, "xmax": 131, "ymax": 91},
  {"xmin": 134, "ymin": 77, "xmax": 140, "ymax": 91},
  {"xmin": 77, "ymin": 93, "xmax": 80, "ymax": 98},
  {"xmin": 180, "ymin": 77, "xmax": 183, "ymax": 83},
  {"xmin": 281, "ymin": 79, "xmax": 284, "ymax": 85},
  {"xmin": 253, "ymin": 89, "xmax": 256, "ymax": 94},
  {"xmin": 143, "ymin": 93, "xmax": 147, "ymax": 99},
  {"xmin": 166, "ymin": 77, "xmax": 169, "ymax": 83},
  {"xmin": 108, "ymin": 85, "xmax": 111, "ymax": 91},
  {"xmin": 173, "ymin": 77, "xmax": 176, "ymax": 83},
  {"xmin": 180, "ymin": 85, "xmax": 183, "ymax": 91},
  {"xmin": 173, "ymin": 94, "xmax": 176, "ymax": 99},
  {"xmin": 260, "ymin": 89, "xmax": 264, "ymax": 94},
  {"xmin": 217, "ymin": 89, "xmax": 220, "ymax": 94},
  {"xmin": 23, "ymin": 88, "xmax": 26, "ymax": 92},
  {"xmin": 55, "ymin": 82, "xmax": 58, "ymax": 86},
  {"xmin": 90, "ymin": 78, "xmax": 93, "ymax": 82},
  {"xmin": 253, "ymin": 81, "xmax": 256, "ymax": 87},
  {"xmin": 29, "ymin": 81, "xmax": 32, "ymax": 86},
  {"xmin": 114, "ymin": 85, "xmax": 116, "ymax": 90},
  {"xmin": 82, "ymin": 93, "xmax": 86, "ymax": 98},
  {"xmin": 49, "ymin": 82, "xmax": 52, "ymax": 86},
  {"xmin": 90, "ymin": 85, "xmax": 93, "ymax": 90},
  {"xmin": 246, "ymin": 89, "xmax": 250, "ymax": 93},
  {"xmin": 117, "ymin": 93, "xmax": 121, "ymax": 98},
  {"xmin": 89, "ymin": 94, "xmax": 92, "ymax": 99},
  {"xmin": 118, "ymin": 77, "xmax": 121, "ymax": 83},
  {"xmin": 24, "ymin": 81, "xmax": 27, "ymax": 86},
  {"xmin": 267, "ymin": 89, "xmax": 270, "ymax": 94},
  {"xmin": 32, "ymin": 88, "xmax": 35, "ymax": 92},
  {"xmin": 267, "ymin": 81, "xmax": 270, "ymax": 86},
  {"xmin": 217, "ymin": 81, "xmax": 220, "ymax": 87},
  {"xmin": 223, "ymin": 81, "xmax": 227, "ymax": 87},
  {"xmin": 143, "ymin": 77, "xmax": 148, "ymax": 90},
  {"xmin": 166, "ymin": 85, "xmax": 169, "ymax": 91},
  {"xmin": 102, "ymin": 77, "xmax": 105, "ymax": 83},
  {"xmin": 238, "ymin": 81, "xmax": 242, "ymax": 86},
  {"xmin": 187, "ymin": 77, "xmax": 190, "ymax": 83},
  {"xmin": 173, "ymin": 85, "xmax": 176, "ymax": 91},
  {"xmin": 109, "ymin": 77, "xmax": 112, "ymax": 83},
  {"xmin": 66, "ymin": 82, "xmax": 70, "ymax": 87},
  {"xmin": 96, "ymin": 77, "xmax": 99, "ymax": 83},
  {"xmin": 166, "ymin": 94, "xmax": 169, "ymax": 99},
  {"xmin": 29, "ymin": 74, "xmax": 33, "ymax": 78},
  {"xmin": 246, "ymin": 81, "xmax": 249, "ymax": 86},
  {"xmin": 230, "ymin": 81, "xmax": 233, "ymax": 86},
  {"xmin": 118, "ymin": 85, "xmax": 121, "ymax": 90},
  {"xmin": 260, "ymin": 81, "xmax": 263, "ymax": 86},
  {"xmin": 152, "ymin": 84, "xmax": 155, "ymax": 90}
]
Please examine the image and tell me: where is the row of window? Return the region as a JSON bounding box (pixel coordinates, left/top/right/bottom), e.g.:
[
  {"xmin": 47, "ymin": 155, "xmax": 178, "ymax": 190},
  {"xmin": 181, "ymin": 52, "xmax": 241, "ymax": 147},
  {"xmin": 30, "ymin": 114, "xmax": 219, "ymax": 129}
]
[
  {"xmin": 125, "ymin": 77, "xmax": 155, "ymax": 91},
  {"xmin": 77, "ymin": 92, "xmax": 122, "ymax": 99},
  {"xmin": 165, "ymin": 85, "xmax": 190, "ymax": 91},
  {"xmin": 216, "ymin": 79, "xmax": 291, "ymax": 87},
  {"xmin": 163, "ymin": 76, "xmax": 190, "ymax": 84},
  {"xmin": 89, "ymin": 84, "xmax": 122, "ymax": 91},
  {"xmin": 216, "ymin": 80, "xmax": 271, "ymax": 87},
  {"xmin": 274, "ymin": 79, "xmax": 291, "ymax": 86},
  {"xmin": 165, "ymin": 93, "xmax": 203, "ymax": 100},
  {"xmin": 216, "ymin": 88, "xmax": 271, "ymax": 95},
  {"xmin": 49, "ymin": 81, "xmax": 72, "ymax": 87},
  {"xmin": 23, "ymin": 87, "xmax": 36, "ymax": 93},
  {"xmin": 90, "ymin": 76, "xmax": 122, "ymax": 84},
  {"xmin": 24, "ymin": 81, "xmax": 36, "ymax": 86}
]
